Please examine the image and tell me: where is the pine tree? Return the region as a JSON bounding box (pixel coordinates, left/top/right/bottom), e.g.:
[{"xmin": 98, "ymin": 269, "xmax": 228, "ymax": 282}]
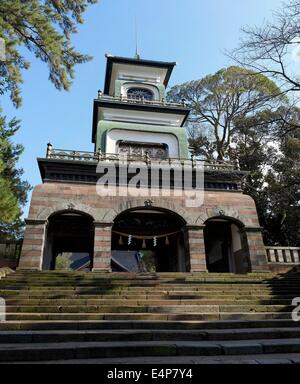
[
  {"xmin": 0, "ymin": 0, "xmax": 97, "ymax": 107},
  {"xmin": 0, "ymin": 112, "xmax": 31, "ymax": 239}
]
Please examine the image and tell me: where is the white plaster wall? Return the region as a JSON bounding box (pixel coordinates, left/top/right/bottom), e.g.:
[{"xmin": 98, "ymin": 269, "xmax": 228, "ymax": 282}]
[
  {"xmin": 109, "ymin": 64, "xmax": 168, "ymax": 94},
  {"xmin": 99, "ymin": 107, "xmax": 185, "ymax": 126},
  {"xmin": 231, "ymin": 223, "xmax": 242, "ymax": 252},
  {"xmin": 106, "ymin": 129, "xmax": 179, "ymax": 157}
]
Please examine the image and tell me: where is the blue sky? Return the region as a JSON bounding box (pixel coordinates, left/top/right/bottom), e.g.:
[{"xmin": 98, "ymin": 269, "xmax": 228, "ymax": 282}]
[{"xmin": 2, "ymin": 0, "xmax": 284, "ymax": 216}]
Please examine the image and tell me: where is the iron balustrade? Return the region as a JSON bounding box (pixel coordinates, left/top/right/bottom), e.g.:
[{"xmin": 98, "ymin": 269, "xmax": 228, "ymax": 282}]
[
  {"xmin": 96, "ymin": 94, "xmax": 187, "ymax": 108},
  {"xmin": 45, "ymin": 147, "xmax": 237, "ymax": 171}
]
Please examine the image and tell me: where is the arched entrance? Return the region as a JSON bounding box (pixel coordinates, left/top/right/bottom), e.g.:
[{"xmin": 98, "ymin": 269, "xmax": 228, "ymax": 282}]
[
  {"xmin": 43, "ymin": 211, "xmax": 94, "ymax": 270},
  {"xmin": 204, "ymin": 217, "xmax": 250, "ymax": 274},
  {"xmin": 111, "ymin": 208, "xmax": 187, "ymax": 272}
]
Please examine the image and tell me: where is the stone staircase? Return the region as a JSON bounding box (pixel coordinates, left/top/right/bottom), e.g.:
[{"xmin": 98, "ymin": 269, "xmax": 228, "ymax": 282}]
[{"xmin": 0, "ymin": 271, "xmax": 300, "ymax": 363}]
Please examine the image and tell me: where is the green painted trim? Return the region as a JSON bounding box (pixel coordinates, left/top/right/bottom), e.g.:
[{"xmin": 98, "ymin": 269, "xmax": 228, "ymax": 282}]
[
  {"xmin": 96, "ymin": 120, "xmax": 189, "ymax": 158},
  {"xmin": 114, "ymin": 80, "xmax": 123, "ymax": 97}
]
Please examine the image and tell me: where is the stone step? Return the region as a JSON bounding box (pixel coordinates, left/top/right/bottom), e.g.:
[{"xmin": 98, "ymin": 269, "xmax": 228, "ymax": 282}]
[
  {"xmin": 4, "ymin": 312, "xmax": 293, "ymax": 321},
  {"xmin": 8, "ymin": 278, "xmax": 280, "ymax": 284},
  {"xmin": 5, "ymin": 277, "xmax": 299, "ymax": 286},
  {"xmin": 1, "ymin": 286, "xmax": 299, "ymax": 294},
  {"xmin": 6, "ymin": 280, "xmax": 299, "ymax": 287},
  {"xmin": 1, "ymin": 319, "xmax": 299, "ymax": 331},
  {"xmin": 3, "ymin": 299, "xmax": 294, "ymax": 306},
  {"xmin": 1, "ymin": 294, "xmax": 298, "ymax": 302},
  {"xmin": 7, "ymin": 274, "xmax": 299, "ymax": 279},
  {"xmin": 1, "ymin": 338, "xmax": 300, "ymax": 362},
  {"xmin": 1, "ymin": 289, "xmax": 299, "ymax": 296},
  {"xmin": 5, "ymin": 275, "xmax": 281, "ymax": 280},
  {"xmin": 29, "ymin": 353, "xmax": 300, "ymax": 364},
  {"xmin": 2, "ymin": 271, "xmax": 299, "ymax": 283},
  {"xmin": 0, "ymin": 327, "xmax": 300, "ymax": 344},
  {"xmin": 4, "ymin": 286, "xmax": 299, "ymax": 293},
  {"xmin": 4, "ymin": 304, "xmax": 295, "ymax": 314},
  {"xmin": 2, "ymin": 278, "xmax": 300, "ymax": 284},
  {"xmin": 10, "ymin": 272, "xmax": 279, "ymax": 277},
  {"xmin": 1, "ymin": 285, "xmax": 296, "ymax": 291},
  {"xmin": 0, "ymin": 271, "xmax": 299, "ymax": 362}
]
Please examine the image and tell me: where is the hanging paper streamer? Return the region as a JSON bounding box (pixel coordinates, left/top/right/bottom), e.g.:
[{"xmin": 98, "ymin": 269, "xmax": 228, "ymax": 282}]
[
  {"xmin": 165, "ymin": 236, "xmax": 170, "ymax": 246},
  {"xmin": 128, "ymin": 235, "xmax": 132, "ymax": 245},
  {"xmin": 142, "ymin": 239, "xmax": 146, "ymax": 249},
  {"xmin": 118, "ymin": 236, "xmax": 123, "ymax": 245},
  {"xmin": 112, "ymin": 229, "xmax": 180, "ymax": 240},
  {"xmin": 153, "ymin": 236, "xmax": 157, "ymax": 247}
]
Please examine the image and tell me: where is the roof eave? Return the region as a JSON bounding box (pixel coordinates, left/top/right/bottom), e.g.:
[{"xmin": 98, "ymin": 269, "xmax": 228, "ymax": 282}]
[
  {"xmin": 92, "ymin": 99, "xmax": 190, "ymax": 143},
  {"xmin": 104, "ymin": 56, "xmax": 176, "ymax": 94}
]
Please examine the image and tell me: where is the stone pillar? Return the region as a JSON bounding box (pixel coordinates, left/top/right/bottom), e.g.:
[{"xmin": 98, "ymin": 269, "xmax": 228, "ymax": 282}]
[
  {"xmin": 18, "ymin": 219, "xmax": 47, "ymax": 270},
  {"xmin": 92, "ymin": 222, "xmax": 113, "ymax": 272},
  {"xmin": 244, "ymin": 227, "xmax": 270, "ymax": 272},
  {"xmin": 186, "ymin": 225, "xmax": 207, "ymax": 272}
]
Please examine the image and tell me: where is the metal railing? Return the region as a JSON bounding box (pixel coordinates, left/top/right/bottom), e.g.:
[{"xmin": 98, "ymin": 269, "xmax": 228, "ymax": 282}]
[
  {"xmin": 266, "ymin": 246, "xmax": 300, "ymax": 264},
  {"xmin": 0, "ymin": 240, "xmax": 22, "ymax": 260},
  {"xmin": 45, "ymin": 146, "xmax": 237, "ymax": 171},
  {"xmin": 96, "ymin": 93, "xmax": 187, "ymax": 109}
]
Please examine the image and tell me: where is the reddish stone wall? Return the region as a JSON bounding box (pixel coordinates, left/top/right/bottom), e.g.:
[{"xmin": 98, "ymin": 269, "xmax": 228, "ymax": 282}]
[
  {"xmin": 19, "ymin": 182, "xmax": 268, "ymax": 272},
  {"xmin": 185, "ymin": 226, "xmax": 207, "ymax": 272},
  {"xmin": 93, "ymin": 224, "xmax": 112, "ymax": 272},
  {"xmin": 26, "ymin": 183, "xmax": 261, "ymax": 227},
  {"xmin": 18, "ymin": 221, "xmax": 46, "ymax": 270}
]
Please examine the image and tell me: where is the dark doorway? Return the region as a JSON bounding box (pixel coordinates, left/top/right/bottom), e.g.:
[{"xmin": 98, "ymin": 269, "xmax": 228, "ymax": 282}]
[
  {"xmin": 111, "ymin": 209, "xmax": 187, "ymax": 272},
  {"xmin": 204, "ymin": 218, "xmax": 250, "ymax": 274},
  {"xmin": 43, "ymin": 212, "xmax": 94, "ymax": 270},
  {"xmin": 204, "ymin": 220, "xmax": 232, "ymax": 273}
]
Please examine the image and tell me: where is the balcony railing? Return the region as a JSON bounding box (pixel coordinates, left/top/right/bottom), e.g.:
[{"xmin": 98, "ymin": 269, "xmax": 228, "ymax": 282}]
[
  {"xmin": 96, "ymin": 93, "xmax": 187, "ymax": 109},
  {"xmin": 266, "ymin": 246, "xmax": 300, "ymax": 264},
  {"xmin": 45, "ymin": 145, "xmax": 237, "ymax": 171}
]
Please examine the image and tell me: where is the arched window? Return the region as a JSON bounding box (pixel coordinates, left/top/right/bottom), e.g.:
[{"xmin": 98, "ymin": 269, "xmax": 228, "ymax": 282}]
[{"xmin": 127, "ymin": 87, "xmax": 154, "ymax": 101}]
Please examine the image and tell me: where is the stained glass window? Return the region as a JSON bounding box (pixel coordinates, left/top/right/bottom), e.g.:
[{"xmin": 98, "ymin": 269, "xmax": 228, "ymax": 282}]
[
  {"xmin": 118, "ymin": 142, "xmax": 168, "ymax": 159},
  {"xmin": 127, "ymin": 87, "xmax": 154, "ymax": 101}
]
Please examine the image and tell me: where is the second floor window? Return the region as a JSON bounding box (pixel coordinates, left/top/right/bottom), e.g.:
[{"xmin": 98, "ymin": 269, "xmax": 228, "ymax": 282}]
[{"xmin": 127, "ymin": 87, "xmax": 154, "ymax": 101}]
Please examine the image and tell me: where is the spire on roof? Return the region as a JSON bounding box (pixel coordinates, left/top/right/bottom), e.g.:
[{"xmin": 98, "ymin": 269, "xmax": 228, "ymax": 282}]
[{"xmin": 134, "ymin": 17, "xmax": 140, "ymax": 60}]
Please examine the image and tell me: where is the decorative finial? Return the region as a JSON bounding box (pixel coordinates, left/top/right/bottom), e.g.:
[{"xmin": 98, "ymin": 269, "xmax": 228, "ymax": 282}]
[
  {"xmin": 134, "ymin": 17, "xmax": 140, "ymax": 60},
  {"xmin": 144, "ymin": 199, "xmax": 153, "ymax": 207},
  {"xmin": 46, "ymin": 142, "xmax": 53, "ymax": 158},
  {"xmin": 67, "ymin": 203, "xmax": 75, "ymax": 210}
]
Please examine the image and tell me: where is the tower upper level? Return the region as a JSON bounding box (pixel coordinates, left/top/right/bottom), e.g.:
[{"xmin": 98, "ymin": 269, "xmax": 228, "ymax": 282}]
[
  {"xmin": 38, "ymin": 54, "xmax": 241, "ymax": 188},
  {"xmin": 103, "ymin": 54, "xmax": 176, "ymax": 100},
  {"xmin": 92, "ymin": 55, "xmax": 191, "ymax": 158}
]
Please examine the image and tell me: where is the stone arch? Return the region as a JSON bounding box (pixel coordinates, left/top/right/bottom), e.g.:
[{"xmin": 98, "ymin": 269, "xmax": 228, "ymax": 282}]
[
  {"xmin": 36, "ymin": 202, "xmax": 96, "ymax": 222},
  {"xmin": 111, "ymin": 203, "xmax": 189, "ymax": 273},
  {"xmin": 42, "ymin": 209, "xmax": 95, "ymax": 271},
  {"xmin": 204, "ymin": 215, "xmax": 246, "ymax": 229},
  {"xmin": 197, "ymin": 207, "xmax": 246, "ymax": 226},
  {"xmin": 106, "ymin": 199, "xmax": 192, "ymax": 223},
  {"xmin": 47, "ymin": 209, "xmax": 95, "ymax": 222}
]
